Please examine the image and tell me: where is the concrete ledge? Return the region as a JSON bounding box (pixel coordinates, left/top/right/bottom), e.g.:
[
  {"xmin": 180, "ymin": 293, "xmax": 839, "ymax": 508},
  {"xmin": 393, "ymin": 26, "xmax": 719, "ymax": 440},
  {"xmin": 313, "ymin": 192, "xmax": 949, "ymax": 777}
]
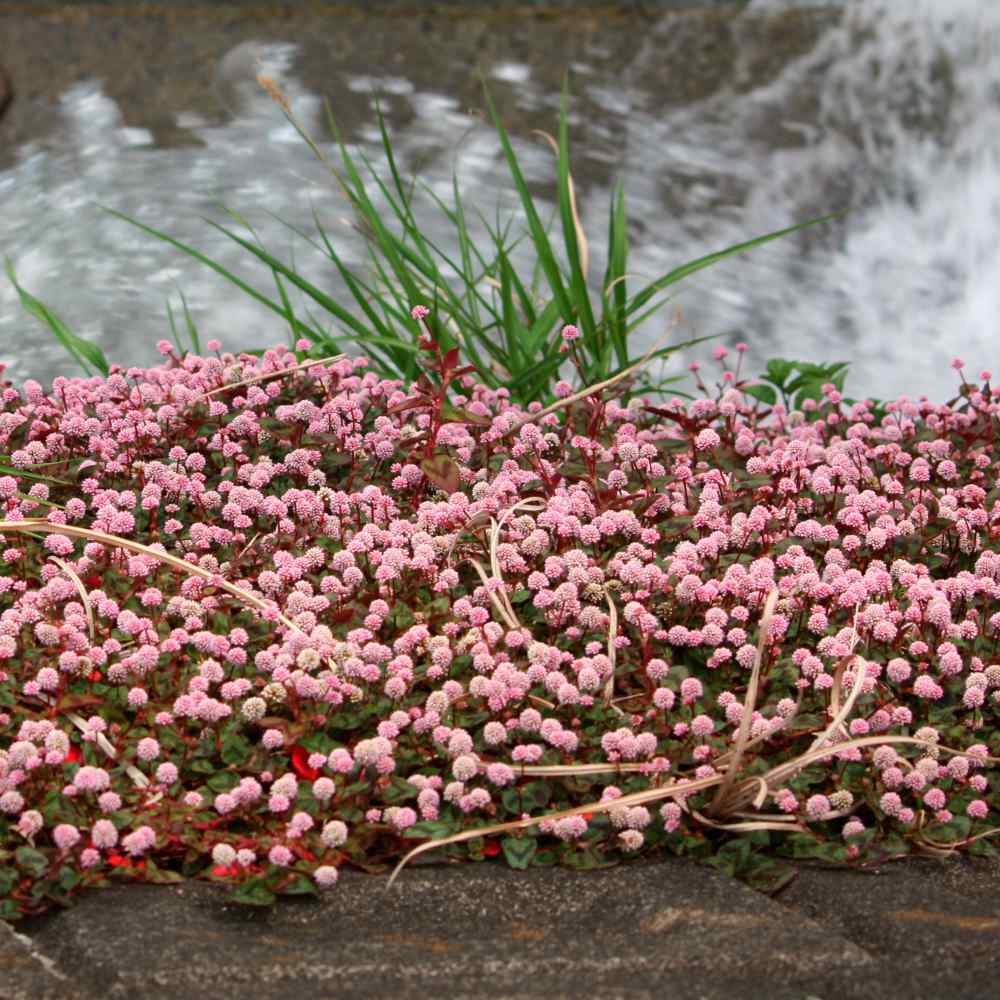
[
  {"xmin": 10, "ymin": 856, "xmax": 1000, "ymax": 1000},
  {"xmin": 0, "ymin": 917, "xmax": 79, "ymax": 1000}
]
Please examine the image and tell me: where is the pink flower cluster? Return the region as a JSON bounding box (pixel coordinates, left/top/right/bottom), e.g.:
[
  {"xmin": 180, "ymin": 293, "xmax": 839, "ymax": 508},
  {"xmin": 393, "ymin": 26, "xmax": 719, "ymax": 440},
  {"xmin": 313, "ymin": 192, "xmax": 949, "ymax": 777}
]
[{"xmin": 1, "ymin": 340, "xmax": 998, "ymax": 914}]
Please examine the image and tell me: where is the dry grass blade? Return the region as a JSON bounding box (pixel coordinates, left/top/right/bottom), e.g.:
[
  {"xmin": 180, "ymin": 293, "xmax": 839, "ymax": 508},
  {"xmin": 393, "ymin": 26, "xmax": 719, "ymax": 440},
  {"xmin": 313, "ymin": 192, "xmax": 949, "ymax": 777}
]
[
  {"xmin": 32, "ymin": 696, "xmax": 161, "ymax": 802},
  {"xmin": 760, "ymin": 733, "xmax": 989, "ymax": 791},
  {"xmin": 516, "ymin": 762, "xmax": 649, "ymax": 778},
  {"xmin": 387, "ymin": 770, "xmax": 724, "ymax": 889},
  {"xmin": 689, "ymin": 808, "xmax": 807, "ymax": 834},
  {"xmin": 257, "ymin": 74, "xmax": 355, "ymax": 206},
  {"xmin": 602, "ymin": 591, "xmax": 625, "ymax": 716},
  {"xmin": 484, "ymin": 497, "xmax": 547, "ymax": 631},
  {"xmin": 0, "ymin": 520, "xmax": 300, "ymax": 634},
  {"xmin": 466, "ymin": 558, "xmax": 520, "ymax": 631},
  {"xmin": 809, "ymin": 652, "xmax": 865, "ymax": 755},
  {"xmin": 48, "ymin": 555, "xmax": 95, "ymax": 643},
  {"xmin": 917, "ymin": 825, "xmax": 1000, "ymax": 855},
  {"xmin": 707, "ymin": 587, "xmax": 778, "ymax": 818},
  {"xmin": 200, "ymin": 354, "xmax": 345, "ymax": 400},
  {"xmin": 810, "ymin": 603, "xmax": 864, "ymax": 753}
]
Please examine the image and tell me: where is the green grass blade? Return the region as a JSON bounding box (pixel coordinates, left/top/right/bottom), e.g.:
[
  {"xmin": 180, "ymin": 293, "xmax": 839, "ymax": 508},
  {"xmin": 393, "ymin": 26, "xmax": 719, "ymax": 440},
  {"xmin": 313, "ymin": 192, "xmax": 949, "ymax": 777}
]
[
  {"xmin": 498, "ymin": 250, "xmax": 526, "ymax": 371},
  {"xmin": 626, "ymin": 213, "xmax": 842, "ymax": 318},
  {"xmin": 556, "ymin": 77, "xmax": 596, "ymax": 341},
  {"xmin": 202, "ymin": 217, "xmax": 383, "ymax": 343},
  {"xmin": 101, "ymin": 207, "xmax": 326, "ymax": 344},
  {"xmin": 177, "ymin": 288, "xmax": 202, "ymax": 355},
  {"xmin": 523, "ymin": 298, "xmax": 563, "ymax": 358},
  {"xmin": 5, "ymin": 259, "xmax": 109, "ymax": 377},
  {"xmin": 271, "ymin": 268, "xmax": 300, "ymax": 349},
  {"xmin": 449, "ymin": 170, "xmax": 484, "ymax": 331},
  {"xmin": 478, "ymin": 208, "xmax": 539, "ymax": 328},
  {"xmin": 324, "ymin": 106, "xmax": 423, "ymax": 309},
  {"xmin": 164, "ymin": 297, "xmax": 182, "ymax": 355},
  {"xmin": 482, "ymin": 84, "xmax": 574, "ymax": 325},
  {"xmin": 0, "ymin": 463, "xmax": 72, "ymax": 486},
  {"xmin": 601, "ymin": 180, "xmax": 629, "ymax": 369}
]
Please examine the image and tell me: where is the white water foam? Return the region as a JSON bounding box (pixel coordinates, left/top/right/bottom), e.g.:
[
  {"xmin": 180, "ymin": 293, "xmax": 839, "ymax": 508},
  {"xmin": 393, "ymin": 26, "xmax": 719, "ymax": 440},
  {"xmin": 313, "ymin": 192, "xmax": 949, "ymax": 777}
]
[
  {"xmin": 1, "ymin": 3, "xmax": 997, "ymax": 402},
  {"xmin": 622, "ymin": 0, "xmax": 1000, "ymax": 400}
]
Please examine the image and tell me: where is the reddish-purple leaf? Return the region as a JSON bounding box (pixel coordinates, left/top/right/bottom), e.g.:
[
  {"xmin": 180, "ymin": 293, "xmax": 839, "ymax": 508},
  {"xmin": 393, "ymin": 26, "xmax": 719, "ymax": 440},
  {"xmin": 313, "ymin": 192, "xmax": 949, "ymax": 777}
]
[
  {"xmin": 421, "ymin": 452, "xmax": 461, "ymax": 494},
  {"xmin": 442, "ymin": 347, "xmax": 460, "ymax": 372},
  {"xmin": 386, "ymin": 396, "xmax": 426, "ymax": 415}
]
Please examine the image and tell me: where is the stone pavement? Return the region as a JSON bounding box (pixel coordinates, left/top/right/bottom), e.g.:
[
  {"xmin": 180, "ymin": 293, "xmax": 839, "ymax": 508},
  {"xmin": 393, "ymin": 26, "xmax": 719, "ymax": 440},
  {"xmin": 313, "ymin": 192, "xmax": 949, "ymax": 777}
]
[{"xmin": 4, "ymin": 856, "xmax": 1000, "ymax": 1000}]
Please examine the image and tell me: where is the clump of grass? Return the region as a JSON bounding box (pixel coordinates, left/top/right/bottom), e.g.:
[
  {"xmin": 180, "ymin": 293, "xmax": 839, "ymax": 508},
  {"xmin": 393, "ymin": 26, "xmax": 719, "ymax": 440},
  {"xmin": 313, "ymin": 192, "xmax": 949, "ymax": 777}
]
[{"xmin": 7, "ymin": 78, "xmax": 837, "ymax": 406}]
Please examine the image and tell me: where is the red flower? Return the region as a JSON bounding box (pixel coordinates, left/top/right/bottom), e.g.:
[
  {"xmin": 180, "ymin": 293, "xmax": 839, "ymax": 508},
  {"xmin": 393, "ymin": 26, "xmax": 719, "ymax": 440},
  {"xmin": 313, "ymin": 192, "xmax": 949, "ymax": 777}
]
[
  {"xmin": 89, "ymin": 671, "xmax": 103, "ymax": 683},
  {"xmin": 290, "ymin": 745, "xmax": 320, "ymax": 782},
  {"xmin": 64, "ymin": 746, "xmax": 83, "ymax": 764},
  {"xmin": 212, "ymin": 864, "xmax": 240, "ymax": 878},
  {"xmin": 482, "ymin": 839, "xmax": 501, "ymax": 857},
  {"xmin": 108, "ymin": 855, "xmax": 145, "ymax": 871}
]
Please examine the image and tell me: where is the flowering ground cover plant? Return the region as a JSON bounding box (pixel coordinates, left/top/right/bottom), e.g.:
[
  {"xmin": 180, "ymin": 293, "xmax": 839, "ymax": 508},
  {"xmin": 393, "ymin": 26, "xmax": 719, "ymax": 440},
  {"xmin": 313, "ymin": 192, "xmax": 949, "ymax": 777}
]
[{"xmin": 0, "ymin": 324, "xmax": 998, "ymax": 920}]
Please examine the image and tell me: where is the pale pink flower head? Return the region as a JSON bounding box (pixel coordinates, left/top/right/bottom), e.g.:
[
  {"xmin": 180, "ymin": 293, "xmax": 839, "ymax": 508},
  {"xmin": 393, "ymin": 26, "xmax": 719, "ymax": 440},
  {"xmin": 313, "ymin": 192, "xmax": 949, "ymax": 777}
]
[
  {"xmin": 314, "ymin": 865, "xmax": 340, "ymax": 889},
  {"xmin": 91, "ymin": 818, "xmax": 118, "ymax": 849},
  {"xmin": 321, "ymin": 820, "xmax": 349, "ymax": 848},
  {"xmin": 268, "ymin": 844, "xmax": 292, "ymax": 867},
  {"xmin": 53, "ymin": 824, "xmax": 81, "ymax": 851}
]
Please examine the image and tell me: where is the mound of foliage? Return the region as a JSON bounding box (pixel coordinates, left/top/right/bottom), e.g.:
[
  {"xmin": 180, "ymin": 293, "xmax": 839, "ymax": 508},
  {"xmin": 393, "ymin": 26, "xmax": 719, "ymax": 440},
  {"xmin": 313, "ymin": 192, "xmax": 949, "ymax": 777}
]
[{"xmin": 0, "ymin": 329, "xmax": 998, "ymax": 918}]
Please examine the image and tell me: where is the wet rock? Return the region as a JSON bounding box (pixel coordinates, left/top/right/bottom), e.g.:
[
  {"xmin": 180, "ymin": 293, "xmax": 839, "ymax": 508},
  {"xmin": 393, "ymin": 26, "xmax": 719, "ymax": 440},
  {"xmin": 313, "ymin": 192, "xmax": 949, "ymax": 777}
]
[{"xmin": 0, "ymin": 65, "xmax": 12, "ymax": 122}]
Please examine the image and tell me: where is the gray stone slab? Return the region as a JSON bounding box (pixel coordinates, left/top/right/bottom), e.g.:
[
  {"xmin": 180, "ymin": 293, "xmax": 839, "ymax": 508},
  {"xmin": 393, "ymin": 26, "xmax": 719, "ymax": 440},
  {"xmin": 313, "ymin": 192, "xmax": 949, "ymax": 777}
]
[
  {"xmin": 18, "ymin": 858, "xmax": 878, "ymax": 1000},
  {"xmin": 0, "ymin": 915, "xmax": 82, "ymax": 1000},
  {"xmin": 14, "ymin": 855, "xmax": 1000, "ymax": 999},
  {"xmin": 778, "ymin": 857, "xmax": 1000, "ymax": 999}
]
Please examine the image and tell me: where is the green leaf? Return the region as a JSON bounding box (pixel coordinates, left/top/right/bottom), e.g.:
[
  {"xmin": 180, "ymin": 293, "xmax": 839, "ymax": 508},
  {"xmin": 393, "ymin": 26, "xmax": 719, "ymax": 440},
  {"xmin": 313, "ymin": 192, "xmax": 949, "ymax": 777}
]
[
  {"xmin": 743, "ymin": 857, "xmax": 798, "ymax": 895},
  {"xmin": 229, "ymin": 877, "xmax": 277, "ymax": 907},
  {"xmin": 58, "ymin": 866, "xmax": 81, "ymax": 892},
  {"xmin": 559, "ymin": 846, "xmax": 617, "ymax": 871},
  {"xmin": 765, "ymin": 358, "xmax": 796, "ymax": 386},
  {"xmin": 0, "ymin": 866, "xmax": 18, "ymax": 895},
  {"xmin": 403, "ymin": 820, "xmax": 458, "ymax": 840},
  {"xmin": 278, "ymin": 873, "xmax": 319, "ymax": 897},
  {"xmin": 741, "ymin": 383, "xmax": 777, "ymax": 406},
  {"xmin": 706, "ymin": 837, "xmax": 752, "ymax": 877},
  {"xmin": 501, "ymin": 836, "xmax": 538, "ymax": 870},
  {"xmin": 206, "ymin": 772, "xmax": 239, "ymax": 793},
  {"xmin": 143, "ymin": 859, "xmax": 184, "ymax": 885},
  {"xmin": 520, "ymin": 781, "xmax": 552, "ymax": 812},
  {"xmin": 220, "ymin": 734, "xmax": 252, "ymax": 768},
  {"xmin": 380, "ymin": 776, "xmax": 420, "ymax": 804},
  {"xmin": 15, "ymin": 846, "xmax": 49, "ymax": 878}
]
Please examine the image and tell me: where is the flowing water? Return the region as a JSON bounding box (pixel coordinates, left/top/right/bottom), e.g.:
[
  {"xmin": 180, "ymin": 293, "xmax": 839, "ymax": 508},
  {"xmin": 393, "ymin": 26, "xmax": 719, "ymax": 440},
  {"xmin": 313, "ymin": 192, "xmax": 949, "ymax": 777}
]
[{"xmin": 1, "ymin": 0, "xmax": 996, "ymax": 401}]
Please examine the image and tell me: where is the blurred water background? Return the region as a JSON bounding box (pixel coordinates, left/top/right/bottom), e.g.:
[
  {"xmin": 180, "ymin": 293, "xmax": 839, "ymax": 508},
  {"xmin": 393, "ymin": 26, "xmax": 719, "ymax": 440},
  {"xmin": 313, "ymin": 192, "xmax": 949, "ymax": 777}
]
[{"xmin": 0, "ymin": 0, "xmax": 996, "ymax": 401}]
